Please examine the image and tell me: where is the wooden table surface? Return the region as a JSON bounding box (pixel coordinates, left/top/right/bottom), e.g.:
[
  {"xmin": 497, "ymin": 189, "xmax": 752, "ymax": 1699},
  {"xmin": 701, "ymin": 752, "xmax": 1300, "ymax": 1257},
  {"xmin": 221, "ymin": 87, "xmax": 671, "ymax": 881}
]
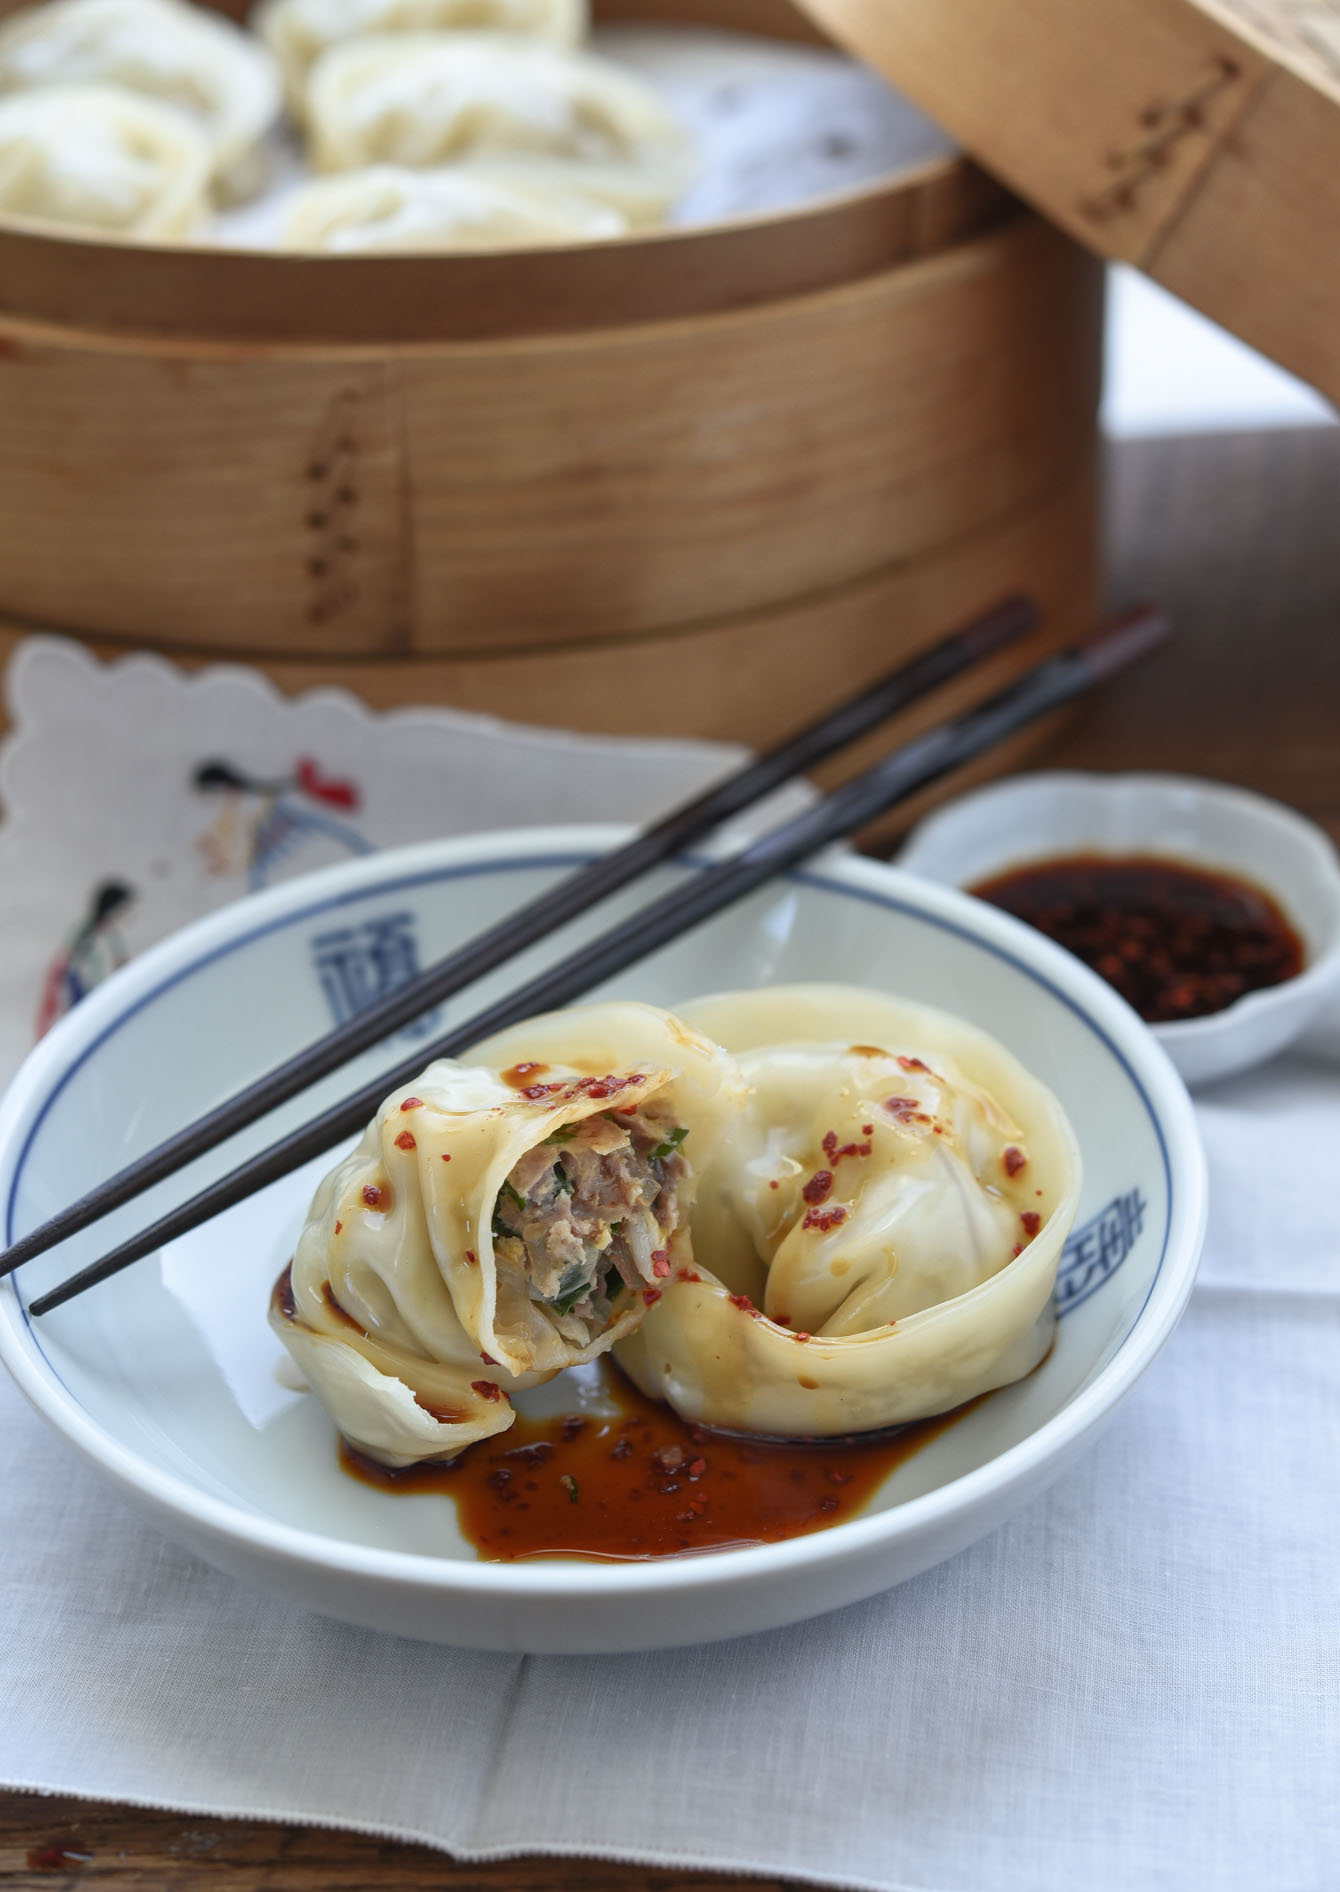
[{"xmin": 1, "ymin": 423, "xmax": 1336, "ymax": 1889}]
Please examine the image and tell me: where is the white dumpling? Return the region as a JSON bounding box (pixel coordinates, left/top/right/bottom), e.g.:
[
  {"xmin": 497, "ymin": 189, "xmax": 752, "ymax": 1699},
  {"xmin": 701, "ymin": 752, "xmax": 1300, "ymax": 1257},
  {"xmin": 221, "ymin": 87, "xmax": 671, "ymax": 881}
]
[
  {"xmin": 280, "ymin": 161, "xmax": 624, "ymax": 250},
  {"xmin": 272, "ymin": 1002, "xmax": 747, "ymax": 1465},
  {"xmin": 253, "ymin": 0, "xmax": 586, "ymax": 117},
  {"xmin": 0, "ymin": 0, "xmax": 281, "ymax": 190},
  {"xmin": 0, "ymin": 82, "xmax": 210, "ymax": 237},
  {"xmin": 616, "ymin": 985, "xmax": 1084, "ymax": 1438},
  {"xmin": 306, "ymin": 31, "xmax": 692, "ymax": 223}
]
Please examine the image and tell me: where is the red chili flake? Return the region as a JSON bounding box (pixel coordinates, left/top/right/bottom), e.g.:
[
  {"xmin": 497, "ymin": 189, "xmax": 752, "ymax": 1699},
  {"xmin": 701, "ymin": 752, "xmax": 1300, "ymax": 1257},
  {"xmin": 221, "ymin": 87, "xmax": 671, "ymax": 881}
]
[
  {"xmin": 933, "ymin": 1125, "xmax": 944, "ymax": 1135},
  {"xmin": 464, "ymin": 1249, "xmax": 478, "ymax": 1265},
  {"xmin": 642, "ymin": 1287, "xmax": 662, "ymax": 1306},
  {"xmin": 862, "ymin": 1124, "xmax": 874, "ymax": 1135},
  {"xmin": 1020, "ymin": 1211, "xmax": 1042, "ymax": 1237},
  {"xmin": 394, "ymin": 1129, "xmax": 416, "ymax": 1151},
  {"xmin": 361, "ymin": 1183, "xmax": 385, "ymax": 1209},
  {"xmin": 479, "ymin": 1351, "xmax": 497, "ymax": 1366},
  {"xmin": 440, "ymin": 1153, "xmax": 452, "ymax": 1163},
  {"xmin": 802, "ymin": 1169, "xmax": 834, "ymax": 1206},
  {"xmin": 802, "ymin": 1205, "xmax": 848, "ymax": 1233},
  {"xmin": 471, "ymin": 1379, "xmax": 502, "ymax": 1401},
  {"xmin": 769, "ymin": 1179, "xmax": 780, "ymax": 1190},
  {"xmin": 653, "ymin": 1444, "xmax": 686, "ymax": 1474},
  {"xmin": 825, "ymin": 1468, "xmax": 851, "ymax": 1486},
  {"xmin": 509, "ymin": 1063, "xmax": 543, "ymax": 1079},
  {"xmin": 569, "ymin": 1073, "xmax": 643, "ymax": 1102},
  {"xmin": 676, "ymin": 1267, "xmax": 702, "ymax": 1283},
  {"xmin": 689, "ymin": 1425, "xmax": 710, "ymax": 1445},
  {"xmin": 897, "ymin": 1055, "xmax": 929, "ymax": 1073},
  {"xmin": 400, "ymin": 1096, "xmax": 423, "ymax": 1112},
  {"xmin": 795, "ymin": 1332, "xmax": 812, "ymax": 1344},
  {"xmin": 728, "ymin": 1292, "xmax": 758, "ymax": 1315},
  {"xmin": 1011, "ymin": 1243, "xmax": 1024, "ymax": 1259},
  {"xmin": 610, "ymin": 1436, "xmax": 633, "ymax": 1461},
  {"xmin": 560, "ymin": 1415, "xmax": 587, "ymax": 1441},
  {"xmin": 651, "ymin": 1250, "xmax": 671, "ymax": 1278},
  {"xmin": 884, "ymin": 1095, "xmax": 919, "ymax": 1117},
  {"xmin": 1003, "ymin": 1145, "xmax": 1028, "ymax": 1176},
  {"xmin": 774, "ymin": 1313, "xmax": 791, "ymax": 1326},
  {"xmin": 688, "ymin": 1457, "xmax": 708, "ymax": 1477},
  {"xmin": 821, "ymin": 1130, "xmax": 872, "ymax": 1164},
  {"xmin": 521, "ymin": 1081, "xmax": 567, "ymax": 1100},
  {"xmin": 333, "ymin": 1220, "xmax": 343, "ymax": 1235}
]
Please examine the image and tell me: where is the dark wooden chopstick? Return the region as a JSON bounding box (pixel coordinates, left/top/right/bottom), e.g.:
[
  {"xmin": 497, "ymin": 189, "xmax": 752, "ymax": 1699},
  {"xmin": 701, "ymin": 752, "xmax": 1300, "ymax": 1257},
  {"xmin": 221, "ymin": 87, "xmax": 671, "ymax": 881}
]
[
  {"xmin": 0, "ymin": 595, "xmax": 1035, "ymax": 1280},
  {"xmin": 23, "ymin": 606, "xmax": 1165, "ymax": 1318}
]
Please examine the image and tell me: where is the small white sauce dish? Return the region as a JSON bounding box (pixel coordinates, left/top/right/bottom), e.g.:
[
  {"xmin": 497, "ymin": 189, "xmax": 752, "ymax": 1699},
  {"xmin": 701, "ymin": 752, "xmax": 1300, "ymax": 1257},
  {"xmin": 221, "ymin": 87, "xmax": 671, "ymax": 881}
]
[
  {"xmin": 898, "ymin": 772, "xmax": 1340, "ymax": 1089},
  {"xmin": 0, "ymin": 826, "xmax": 1207, "ymax": 1652}
]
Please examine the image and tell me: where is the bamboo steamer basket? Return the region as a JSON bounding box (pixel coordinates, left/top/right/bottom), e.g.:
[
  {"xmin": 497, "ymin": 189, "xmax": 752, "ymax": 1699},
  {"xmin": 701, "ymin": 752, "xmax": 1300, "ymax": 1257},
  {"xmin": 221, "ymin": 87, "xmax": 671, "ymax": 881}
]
[
  {"xmin": 0, "ymin": 0, "xmax": 1105, "ymax": 766},
  {"xmin": 804, "ymin": 0, "xmax": 1340, "ymax": 403}
]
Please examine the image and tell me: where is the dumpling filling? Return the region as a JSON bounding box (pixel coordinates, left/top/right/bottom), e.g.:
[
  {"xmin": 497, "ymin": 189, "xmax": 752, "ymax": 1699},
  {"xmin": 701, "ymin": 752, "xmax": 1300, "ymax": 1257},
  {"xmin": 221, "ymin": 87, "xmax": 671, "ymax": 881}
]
[{"xmin": 491, "ymin": 1108, "xmax": 688, "ymax": 1322}]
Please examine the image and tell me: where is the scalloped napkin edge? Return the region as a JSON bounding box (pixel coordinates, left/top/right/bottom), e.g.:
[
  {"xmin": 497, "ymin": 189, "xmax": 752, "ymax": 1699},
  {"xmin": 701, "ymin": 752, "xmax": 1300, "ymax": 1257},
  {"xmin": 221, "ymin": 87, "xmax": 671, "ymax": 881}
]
[{"xmin": 0, "ymin": 634, "xmax": 793, "ymax": 1088}]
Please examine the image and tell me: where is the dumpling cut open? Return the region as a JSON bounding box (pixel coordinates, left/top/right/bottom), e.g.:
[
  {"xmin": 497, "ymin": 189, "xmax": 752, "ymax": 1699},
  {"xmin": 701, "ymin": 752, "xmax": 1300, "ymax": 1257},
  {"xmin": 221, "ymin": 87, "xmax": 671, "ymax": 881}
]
[{"xmin": 271, "ymin": 1000, "xmax": 746, "ymax": 1466}]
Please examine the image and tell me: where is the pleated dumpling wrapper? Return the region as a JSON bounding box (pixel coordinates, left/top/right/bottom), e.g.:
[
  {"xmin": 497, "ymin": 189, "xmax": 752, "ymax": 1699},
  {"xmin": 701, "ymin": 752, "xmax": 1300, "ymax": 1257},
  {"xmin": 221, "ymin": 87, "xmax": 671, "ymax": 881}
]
[
  {"xmin": 616, "ymin": 985, "xmax": 1083, "ymax": 1438},
  {"xmin": 0, "ymin": 0, "xmax": 281, "ymax": 194},
  {"xmin": 271, "ymin": 1001, "xmax": 747, "ymax": 1467},
  {"xmin": 280, "ymin": 162, "xmax": 625, "ymax": 251},
  {"xmin": 305, "ymin": 32, "xmax": 692, "ymax": 224},
  {"xmin": 254, "ymin": 0, "xmax": 587, "ymax": 119},
  {"xmin": 0, "ymin": 82, "xmax": 210, "ymax": 238}
]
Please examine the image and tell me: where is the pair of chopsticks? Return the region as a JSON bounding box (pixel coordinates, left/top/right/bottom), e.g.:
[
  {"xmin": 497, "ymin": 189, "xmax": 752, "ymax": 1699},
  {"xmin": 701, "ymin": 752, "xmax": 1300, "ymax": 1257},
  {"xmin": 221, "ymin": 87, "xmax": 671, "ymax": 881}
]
[{"xmin": 7, "ymin": 596, "xmax": 1165, "ymax": 1316}]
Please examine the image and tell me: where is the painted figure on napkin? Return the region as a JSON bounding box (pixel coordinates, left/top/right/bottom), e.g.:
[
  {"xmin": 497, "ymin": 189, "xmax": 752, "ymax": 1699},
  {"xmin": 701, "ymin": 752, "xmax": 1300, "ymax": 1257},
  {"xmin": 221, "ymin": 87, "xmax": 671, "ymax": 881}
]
[
  {"xmin": 34, "ymin": 877, "xmax": 136, "ymax": 1037},
  {"xmin": 192, "ymin": 755, "xmax": 372, "ymax": 888}
]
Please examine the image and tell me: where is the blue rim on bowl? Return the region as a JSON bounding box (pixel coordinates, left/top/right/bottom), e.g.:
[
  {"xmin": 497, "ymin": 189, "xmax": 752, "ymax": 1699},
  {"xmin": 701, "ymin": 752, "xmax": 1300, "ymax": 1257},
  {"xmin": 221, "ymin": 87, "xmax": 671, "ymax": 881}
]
[{"xmin": 0, "ymin": 828, "xmax": 1208, "ymax": 1652}]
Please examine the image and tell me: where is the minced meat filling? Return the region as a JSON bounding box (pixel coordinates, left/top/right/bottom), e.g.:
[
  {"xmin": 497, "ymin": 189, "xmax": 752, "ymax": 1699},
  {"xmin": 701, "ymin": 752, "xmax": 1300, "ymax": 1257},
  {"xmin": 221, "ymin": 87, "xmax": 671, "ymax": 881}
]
[{"xmin": 490, "ymin": 1108, "xmax": 688, "ymax": 1323}]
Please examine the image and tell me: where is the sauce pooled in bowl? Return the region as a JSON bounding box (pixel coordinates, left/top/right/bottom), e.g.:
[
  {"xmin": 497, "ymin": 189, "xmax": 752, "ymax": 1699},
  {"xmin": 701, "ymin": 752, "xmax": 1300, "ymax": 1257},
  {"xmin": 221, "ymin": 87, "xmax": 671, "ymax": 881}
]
[{"xmin": 970, "ymin": 854, "xmax": 1304, "ymax": 1024}]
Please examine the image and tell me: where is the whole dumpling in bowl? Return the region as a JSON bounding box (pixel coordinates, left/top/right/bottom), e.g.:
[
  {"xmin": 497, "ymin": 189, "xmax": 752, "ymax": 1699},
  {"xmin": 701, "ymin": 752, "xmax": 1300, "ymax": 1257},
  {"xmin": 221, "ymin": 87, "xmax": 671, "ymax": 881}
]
[
  {"xmin": 254, "ymin": 0, "xmax": 587, "ymax": 117},
  {"xmin": 0, "ymin": 82, "xmax": 210, "ymax": 238},
  {"xmin": 0, "ymin": 0, "xmax": 281, "ymax": 193},
  {"xmin": 280, "ymin": 161, "xmax": 625, "ymax": 250},
  {"xmin": 306, "ymin": 31, "xmax": 692, "ymax": 223},
  {"xmin": 616, "ymin": 984, "xmax": 1084, "ymax": 1438}
]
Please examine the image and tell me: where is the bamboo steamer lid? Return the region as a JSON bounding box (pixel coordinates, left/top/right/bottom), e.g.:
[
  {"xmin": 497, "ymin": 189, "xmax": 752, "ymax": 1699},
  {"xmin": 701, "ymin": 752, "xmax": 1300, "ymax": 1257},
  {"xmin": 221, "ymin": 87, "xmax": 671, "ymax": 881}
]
[{"xmin": 799, "ymin": 0, "xmax": 1340, "ymax": 404}]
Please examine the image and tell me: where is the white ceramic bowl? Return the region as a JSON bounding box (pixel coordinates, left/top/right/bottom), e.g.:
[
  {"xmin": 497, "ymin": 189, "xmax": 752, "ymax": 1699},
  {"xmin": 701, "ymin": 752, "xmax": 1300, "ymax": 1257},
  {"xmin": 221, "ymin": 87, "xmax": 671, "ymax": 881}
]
[
  {"xmin": 0, "ymin": 826, "xmax": 1206, "ymax": 1653},
  {"xmin": 899, "ymin": 772, "xmax": 1340, "ymax": 1089}
]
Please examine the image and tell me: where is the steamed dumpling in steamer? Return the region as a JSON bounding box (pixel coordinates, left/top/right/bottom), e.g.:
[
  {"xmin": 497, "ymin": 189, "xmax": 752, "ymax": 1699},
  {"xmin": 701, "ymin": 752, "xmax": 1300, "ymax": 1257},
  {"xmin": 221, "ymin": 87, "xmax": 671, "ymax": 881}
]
[
  {"xmin": 271, "ymin": 1001, "xmax": 747, "ymax": 1466},
  {"xmin": 306, "ymin": 31, "xmax": 693, "ymax": 223},
  {"xmin": 280, "ymin": 160, "xmax": 625, "ymax": 250},
  {"xmin": 0, "ymin": 81, "xmax": 210, "ymax": 237},
  {"xmin": 253, "ymin": 0, "xmax": 587, "ymax": 117},
  {"xmin": 616, "ymin": 985, "xmax": 1083, "ymax": 1438},
  {"xmin": 0, "ymin": 0, "xmax": 281, "ymax": 192}
]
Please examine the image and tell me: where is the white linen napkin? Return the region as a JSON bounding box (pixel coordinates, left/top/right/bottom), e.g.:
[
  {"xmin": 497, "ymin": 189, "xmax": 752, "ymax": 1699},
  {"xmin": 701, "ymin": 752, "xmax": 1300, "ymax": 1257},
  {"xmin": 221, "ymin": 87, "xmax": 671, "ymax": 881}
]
[{"xmin": 2, "ymin": 639, "xmax": 1338, "ymax": 1891}]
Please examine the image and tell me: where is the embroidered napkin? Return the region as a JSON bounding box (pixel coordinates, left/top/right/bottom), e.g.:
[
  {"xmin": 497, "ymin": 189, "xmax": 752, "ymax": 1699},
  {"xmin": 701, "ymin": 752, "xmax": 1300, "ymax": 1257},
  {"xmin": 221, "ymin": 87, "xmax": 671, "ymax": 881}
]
[{"xmin": 0, "ymin": 635, "xmax": 785, "ymax": 1082}]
